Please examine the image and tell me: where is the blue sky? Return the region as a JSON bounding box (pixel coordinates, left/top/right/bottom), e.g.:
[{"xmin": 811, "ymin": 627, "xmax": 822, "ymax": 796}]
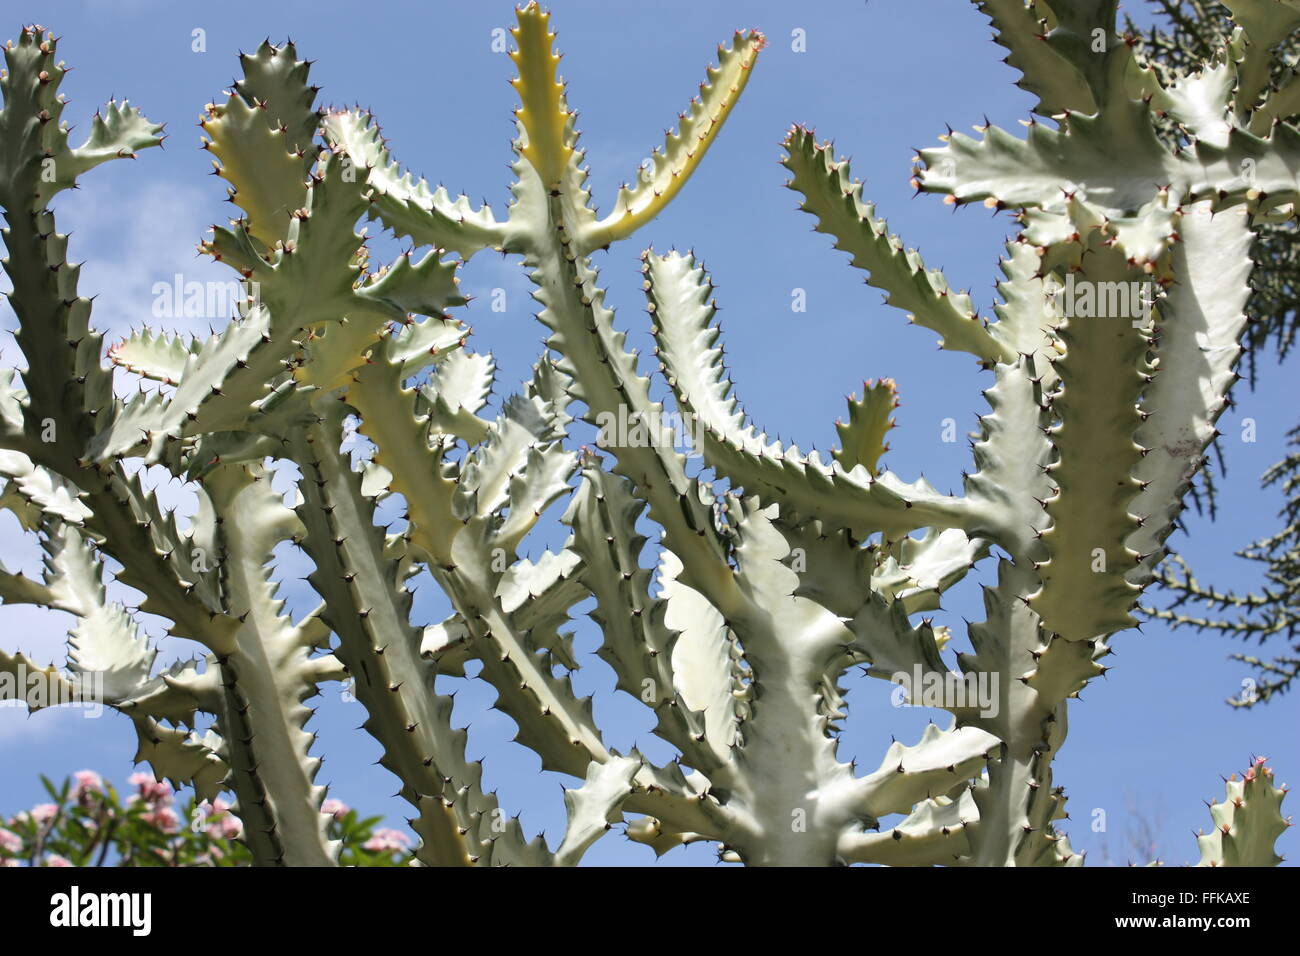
[{"xmin": 0, "ymin": 0, "xmax": 1295, "ymax": 866}]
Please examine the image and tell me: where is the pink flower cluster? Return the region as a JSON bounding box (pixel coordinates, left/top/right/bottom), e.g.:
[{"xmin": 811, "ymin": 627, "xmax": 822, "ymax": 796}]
[
  {"xmin": 197, "ymin": 796, "xmax": 243, "ymax": 841},
  {"xmin": 1, "ymin": 770, "xmax": 408, "ymax": 866},
  {"xmin": 0, "ymin": 828, "xmax": 20, "ymax": 853},
  {"xmin": 362, "ymin": 828, "xmax": 411, "ymax": 854},
  {"xmin": 128, "ymin": 771, "xmax": 179, "ymax": 833},
  {"xmin": 321, "ymin": 798, "xmax": 349, "ymax": 821},
  {"xmin": 72, "ymin": 770, "xmax": 103, "ymax": 802}
]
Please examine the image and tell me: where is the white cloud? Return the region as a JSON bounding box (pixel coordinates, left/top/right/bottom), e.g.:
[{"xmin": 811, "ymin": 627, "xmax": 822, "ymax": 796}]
[
  {"xmin": 0, "ymin": 176, "xmax": 227, "ymax": 358},
  {"xmin": 62, "ymin": 178, "xmax": 226, "ymax": 342}
]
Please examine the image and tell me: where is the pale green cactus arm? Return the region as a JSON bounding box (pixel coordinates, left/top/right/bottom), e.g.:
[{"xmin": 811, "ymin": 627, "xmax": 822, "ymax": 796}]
[
  {"xmin": 533, "ymin": 248, "xmax": 747, "ymax": 618},
  {"xmin": 435, "ymin": 552, "xmax": 609, "ymax": 783},
  {"xmin": 200, "ymin": 463, "xmax": 341, "ymax": 865},
  {"xmin": 1029, "ymin": 237, "xmax": 1149, "ymax": 641},
  {"xmin": 783, "ymin": 128, "xmax": 1013, "ymax": 365},
  {"xmin": 917, "ymin": 40, "xmax": 1300, "ymax": 220},
  {"xmin": 454, "ymin": 372, "xmax": 576, "ymax": 559},
  {"xmin": 779, "ymin": 0, "xmax": 1261, "ymax": 862},
  {"xmin": 563, "ymin": 456, "xmax": 736, "ymax": 779},
  {"xmin": 431, "ymin": 385, "xmax": 607, "ymax": 780},
  {"xmin": 77, "ymin": 47, "xmax": 331, "ymax": 459},
  {"xmin": 495, "ymin": 545, "xmax": 584, "ymax": 626},
  {"xmin": 88, "ymin": 153, "xmax": 373, "ymax": 463},
  {"xmin": 1248, "ymin": 57, "xmax": 1300, "ymax": 136},
  {"xmin": 414, "ymin": 349, "xmax": 494, "ymax": 442},
  {"xmin": 1222, "ymin": 0, "xmax": 1300, "ymax": 122},
  {"xmin": 873, "ymin": 528, "xmax": 989, "ymax": 614},
  {"xmin": 833, "ymin": 378, "xmax": 897, "ymax": 475},
  {"xmin": 973, "ymin": 1, "xmax": 1099, "ymax": 114},
  {"xmin": 644, "ymin": 249, "xmax": 979, "ymax": 542},
  {"xmin": 202, "ymin": 56, "xmax": 312, "ymax": 249},
  {"xmin": 577, "ymin": 29, "xmax": 764, "ymax": 253},
  {"xmin": 0, "ymin": 449, "xmax": 91, "ymax": 526},
  {"xmin": 1194, "ymin": 757, "xmax": 1292, "ymax": 866},
  {"xmin": 849, "ymin": 721, "xmax": 1000, "ymax": 822},
  {"xmin": 344, "ymin": 346, "xmax": 462, "ymax": 568},
  {"xmin": 492, "ymin": 546, "xmax": 585, "ymax": 671},
  {"xmin": 319, "ymin": 300, "xmax": 707, "ymax": 858},
  {"xmin": 985, "ymin": 240, "xmax": 1063, "ymax": 362},
  {"xmin": 0, "ymin": 561, "xmax": 52, "ymax": 605},
  {"xmin": 37, "ymin": 99, "xmax": 163, "ymax": 203},
  {"xmin": 107, "ymin": 329, "xmax": 205, "ymax": 384},
  {"xmin": 654, "ymin": 496, "xmax": 1000, "ymax": 865},
  {"xmin": 462, "ymin": 12, "xmax": 762, "ymax": 655},
  {"xmin": 772, "ymin": 508, "xmax": 1005, "ymax": 858},
  {"xmin": 1127, "ymin": 203, "xmax": 1252, "ymax": 590},
  {"xmin": 956, "ymin": 565, "xmax": 1102, "ymax": 866},
  {"xmin": 301, "ymin": 249, "xmax": 467, "ymax": 392},
  {"xmin": 0, "ymin": 646, "xmax": 227, "ymax": 804},
  {"xmin": 554, "ymin": 756, "xmax": 642, "ymax": 866},
  {"xmin": 0, "ymin": 517, "xmax": 210, "ymax": 716},
  {"xmin": 658, "ymin": 548, "xmax": 744, "ymax": 774},
  {"xmin": 321, "ymin": 109, "xmax": 505, "ymax": 260},
  {"xmin": 0, "ymin": 29, "xmax": 163, "ymax": 210},
  {"xmin": 838, "ymin": 788, "xmax": 980, "ymax": 866},
  {"xmin": 915, "ymin": 7, "xmax": 1274, "ymax": 640},
  {"xmin": 323, "ymin": 7, "xmax": 763, "ymax": 262},
  {"xmin": 292, "ymin": 400, "xmax": 536, "ymax": 866},
  {"xmin": 299, "ymin": 389, "xmax": 670, "ymax": 865}
]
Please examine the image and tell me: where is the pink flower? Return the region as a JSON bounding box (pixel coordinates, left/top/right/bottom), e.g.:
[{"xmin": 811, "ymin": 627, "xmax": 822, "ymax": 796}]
[
  {"xmin": 362, "ymin": 828, "xmax": 411, "ymax": 853},
  {"xmin": 206, "ymin": 814, "xmax": 242, "ymax": 840},
  {"xmin": 44, "ymin": 855, "xmax": 72, "ymax": 867},
  {"xmin": 31, "ymin": 804, "xmax": 58, "ymax": 825},
  {"xmin": 142, "ymin": 806, "xmax": 179, "ymax": 833},
  {"xmin": 72, "ymin": 770, "xmax": 103, "ymax": 801},
  {"xmin": 0, "ymin": 828, "xmax": 21, "ymax": 853},
  {"xmin": 0, "ymin": 858, "xmax": 19, "ymax": 868},
  {"xmin": 321, "ymin": 798, "xmax": 349, "ymax": 820},
  {"xmin": 128, "ymin": 772, "xmax": 174, "ymax": 805},
  {"xmin": 194, "ymin": 797, "xmax": 242, "ymax": 839}
]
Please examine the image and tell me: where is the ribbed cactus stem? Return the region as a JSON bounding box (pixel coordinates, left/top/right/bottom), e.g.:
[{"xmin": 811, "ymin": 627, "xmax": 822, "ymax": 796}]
[{"xmin": 0, "ymin": 4, "xmax": 1293, "ymax": 868}]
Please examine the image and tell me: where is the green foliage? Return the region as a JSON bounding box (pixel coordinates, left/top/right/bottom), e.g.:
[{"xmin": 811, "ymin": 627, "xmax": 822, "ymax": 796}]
[{"xmin": 0, "ymin": 772, "xmax": 406, "ymax": 867}]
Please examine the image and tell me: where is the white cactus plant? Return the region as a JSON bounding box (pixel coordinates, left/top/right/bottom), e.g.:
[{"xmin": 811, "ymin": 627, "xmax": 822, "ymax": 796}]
[{"xmin": 0, "ymin": 1, "xmax": 1292, "ymax": 865}]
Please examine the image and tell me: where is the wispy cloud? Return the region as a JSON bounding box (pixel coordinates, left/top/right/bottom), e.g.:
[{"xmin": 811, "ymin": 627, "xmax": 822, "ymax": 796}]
[
  {"xmin": 64, "ymin": 177, "xmax": 225, "ymax": 342},
  {"xmin": 0, "ymin": 176, "xmax": 224, "ymax": 347}
]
